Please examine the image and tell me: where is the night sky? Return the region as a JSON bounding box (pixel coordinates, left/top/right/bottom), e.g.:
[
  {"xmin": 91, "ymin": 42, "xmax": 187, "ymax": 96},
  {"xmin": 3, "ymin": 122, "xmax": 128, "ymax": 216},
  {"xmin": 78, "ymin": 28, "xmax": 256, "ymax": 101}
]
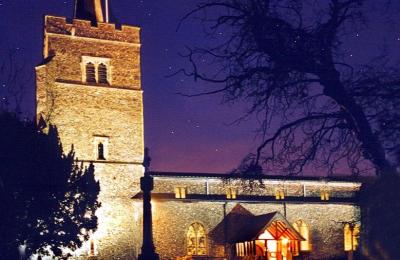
[{"xmin": 1, "ymin": 0, "xmax": 399, "ymax": 174}]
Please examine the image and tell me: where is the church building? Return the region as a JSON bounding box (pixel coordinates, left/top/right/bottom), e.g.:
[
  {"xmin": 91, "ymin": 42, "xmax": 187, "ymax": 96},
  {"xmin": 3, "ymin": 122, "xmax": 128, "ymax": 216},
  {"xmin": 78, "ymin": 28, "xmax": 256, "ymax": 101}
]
[{"xmin": 35, "ymin": 1, "xmax": 362, "ymax": 259}]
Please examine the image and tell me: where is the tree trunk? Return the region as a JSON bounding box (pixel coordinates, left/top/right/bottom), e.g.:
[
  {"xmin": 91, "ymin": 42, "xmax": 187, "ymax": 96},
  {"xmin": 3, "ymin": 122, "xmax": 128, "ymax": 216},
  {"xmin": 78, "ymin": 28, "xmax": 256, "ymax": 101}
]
[{"xmin": 319, "ymin": 69, "xmax": 396, "ymax": 176}]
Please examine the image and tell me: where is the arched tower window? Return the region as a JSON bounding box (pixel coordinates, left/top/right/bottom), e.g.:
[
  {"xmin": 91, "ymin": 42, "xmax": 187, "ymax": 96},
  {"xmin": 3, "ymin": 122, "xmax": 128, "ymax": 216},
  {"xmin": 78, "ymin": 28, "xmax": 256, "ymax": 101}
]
[
  {"xmin": 98, "ymin": 63, "xmax": 108, "ymax": 84},
  {"xmin": 86, "ymin": 62, "xmax": 96, "ymax": 83},
  {"xmin": 187, "ymin": 223, "xmax": 207, "ymax": 256},
  {"xmin": 293, "ymin": 220, "xmax": 311, "ymax": 251},
  {"xmin": 344, "ymin": 223, "xmax": 360, "ymax": 251},
  {"xmin": 98, "ymin": 142, "xmax": 105, "ymax": 160},
  {"xmin": 82, "ymin": 56, "xmax": 111, "ymax": 85}
]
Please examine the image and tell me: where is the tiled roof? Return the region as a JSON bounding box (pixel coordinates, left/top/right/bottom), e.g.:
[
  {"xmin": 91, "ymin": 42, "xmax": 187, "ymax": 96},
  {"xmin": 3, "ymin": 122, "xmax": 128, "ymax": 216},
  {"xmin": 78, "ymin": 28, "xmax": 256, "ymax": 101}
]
[{"xmin": 209, "ymin": 204, "xmax": 304, "ymax": 243}]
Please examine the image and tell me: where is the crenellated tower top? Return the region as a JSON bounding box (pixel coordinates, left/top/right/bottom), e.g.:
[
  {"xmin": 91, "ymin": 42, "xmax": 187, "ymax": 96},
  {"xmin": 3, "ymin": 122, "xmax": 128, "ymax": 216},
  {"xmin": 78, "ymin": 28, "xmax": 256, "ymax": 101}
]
[{"xmin": 44, "ymin": 16, "xmax": 140, "ymax": 45}]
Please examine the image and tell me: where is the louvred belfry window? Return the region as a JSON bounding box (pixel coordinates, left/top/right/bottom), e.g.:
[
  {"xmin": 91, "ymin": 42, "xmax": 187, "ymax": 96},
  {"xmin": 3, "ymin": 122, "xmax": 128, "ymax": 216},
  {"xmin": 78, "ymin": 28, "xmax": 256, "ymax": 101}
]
[
  {"xmin": 187, "ymin": 223, "xmax": 207, "ymax": 256},
  {"xmin": 86, "ymin": 62, "xmax": 96, "ymax": 83},
  {"xmin": 82, "ymin": 56, "xmax": 111, "ymax": 85},
  {"xmin": 98, "ymin": 63, "xmax": 108, "ymax": 84}
]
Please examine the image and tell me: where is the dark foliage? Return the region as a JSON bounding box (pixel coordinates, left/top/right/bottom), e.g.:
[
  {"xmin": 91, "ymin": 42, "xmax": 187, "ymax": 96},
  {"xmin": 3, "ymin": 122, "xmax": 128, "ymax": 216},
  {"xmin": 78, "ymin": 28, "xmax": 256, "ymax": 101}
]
[
  {"xmin": 360, "ymin": 174, "xmax": 400, "ymax": 259},
  {"xmin": 0, "ymin": 112, "xmax": 100, "ymax": 259},
  {"xmin": 178, "ymin": 0, "xmax": 399, "ymax": 177}
]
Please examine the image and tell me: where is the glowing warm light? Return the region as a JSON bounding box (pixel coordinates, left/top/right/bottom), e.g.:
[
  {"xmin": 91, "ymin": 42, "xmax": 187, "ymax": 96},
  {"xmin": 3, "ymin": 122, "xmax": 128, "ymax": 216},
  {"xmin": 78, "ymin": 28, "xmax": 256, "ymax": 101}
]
[
  {"xmin": 320, "ymin": 190, "xmax": 330, "ymax": 200},
  {"xmin": 187, "ymin": 223, "xmax": 207, "ymax": 255},
  {"xmin": 293, "ymin": 220, "xmax": 311, "ymax": 251},
  {"xmin": 275, "ymin": 189, "xmax": 285, "ymax": 200},
  {"xmin": 281, "ymin": 238, "xmax": 289, "ymax": 257},
  {"xmin": 226, "ymin": 187, "xmax": 237, "ymax": 199},
  {"xmin": 258, "ymin": 230, "xmax": 274, "ymax": 240},
  {"xmin": 175, "ymin": 187, "xmax": 187, "ymax": 198},
  {"xmin": 267, "ymin": 240, "xmax": 277, "ymax": 253},
  {"xmin": 344, "ymin": 223, "xmax": 360, "ymax": 251}
]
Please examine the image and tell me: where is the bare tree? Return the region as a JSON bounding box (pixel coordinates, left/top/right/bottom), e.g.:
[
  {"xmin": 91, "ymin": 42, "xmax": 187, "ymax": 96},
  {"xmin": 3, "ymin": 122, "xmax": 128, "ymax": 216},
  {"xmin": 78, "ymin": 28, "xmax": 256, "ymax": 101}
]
[
  {"xmin": 178, "ymin": 1, "xmax": 400, "ymax": 258},
  {"xmin": 177, "ymin": 0, "xmax": 399, "ymax": 177}
]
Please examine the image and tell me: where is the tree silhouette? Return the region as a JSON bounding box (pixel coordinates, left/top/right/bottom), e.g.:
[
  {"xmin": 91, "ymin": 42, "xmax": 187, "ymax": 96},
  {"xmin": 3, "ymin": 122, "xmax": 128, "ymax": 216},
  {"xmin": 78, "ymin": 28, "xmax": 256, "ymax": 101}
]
[
  {"xmin": 178, "ymin": 0, "xmax": 399, "ymax": 177},
  {"xmin": 0, "ymin": 111, "xmax": 100, "ymax": 259},
  {"xmin": 179, "ymin": 0, "xmax": 400, "ymax": 258}
]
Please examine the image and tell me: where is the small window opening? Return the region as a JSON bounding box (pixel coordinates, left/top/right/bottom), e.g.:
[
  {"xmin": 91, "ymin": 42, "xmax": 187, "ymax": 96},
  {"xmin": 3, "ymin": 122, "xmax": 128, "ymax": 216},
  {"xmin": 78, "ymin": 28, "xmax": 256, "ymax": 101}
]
[
  {"xmin": 98, "ymin": 63, "xmax": 108, "ymax": 84},
  {"xmin": 275, "ymin": 189, "xmax": 285, "ymax": 200},
  {"xmin": 98, "ymin": 142, "xmax": 106, "ymax": 160},
  {"xmin": 86, "ymin": 62, "xmax": 96, "ymax": 83},
  {"xmin": 226, "ymin": 187, "xmax": 237, "ymax": 199},
  {"xmin": 320, "ymin": 190, "xmax": 330, "ymax": 201},
  {"xmin": 175, "ymin": 187, "xmax": 186, "ymax": 199}
]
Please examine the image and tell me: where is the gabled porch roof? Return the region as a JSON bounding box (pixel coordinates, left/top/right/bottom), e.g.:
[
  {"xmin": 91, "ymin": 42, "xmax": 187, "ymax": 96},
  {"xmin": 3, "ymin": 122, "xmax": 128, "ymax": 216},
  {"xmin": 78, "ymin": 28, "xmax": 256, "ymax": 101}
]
[{"xmin": 209, "ymin": 204, "xmax": 304, "ymax": 243}]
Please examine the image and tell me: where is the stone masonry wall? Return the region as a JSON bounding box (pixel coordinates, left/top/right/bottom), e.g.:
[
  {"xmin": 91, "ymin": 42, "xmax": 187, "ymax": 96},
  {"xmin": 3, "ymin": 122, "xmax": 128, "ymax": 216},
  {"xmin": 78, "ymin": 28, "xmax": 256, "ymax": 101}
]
[
  {"xmin": 152, "ymin": 176, "xmax": 361, "ymax": 198},
  {"xmin": 36, "ymin": 15, "xmax": 144, "ymax": 259},
  {"xmin": 87, "ymin": 163, "xmax": 142, "ymax": 259},
  {"xmin": 145, "ymin": 200, "xmax": 360, "ymax": 260},
  {"xmin": 45, "ymin": 16, "xmax": 140, "ymax": 44},
  {"xmin": 132, "ymin": 176, "xmax": 362, "ymax": 259},
  {"xmin": 38, "ymin": 16, "xmax": 143, "ymax": 162},
  {"xmin": 44, "ymin": 37, "xmax": 140, "ymax": 89},
  {"xmin": 37, "ymin": 81, "xmax": 143, "ymax": 163}
]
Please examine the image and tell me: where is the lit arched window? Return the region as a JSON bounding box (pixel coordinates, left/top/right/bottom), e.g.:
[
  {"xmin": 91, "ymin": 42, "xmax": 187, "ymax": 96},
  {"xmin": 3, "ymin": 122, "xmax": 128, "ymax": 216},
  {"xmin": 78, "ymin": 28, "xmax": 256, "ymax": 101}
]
[
  {"xmin": 98, "ymin": 142, "xmax": 105, "ymax": 160},
  {"xmin": 344, "ymin": 223, "xmax": 360, "ymax": 251},
  {"xmin": 98, "ymin": 63, "xmax": 108, "ymax": 84},
  {"xmin": 187, "ymin": 223, "xmax": 207, "ymax": 256},
  {"xmin": 293, "ymin": 220, "xmax": 311, "ymax": 251},
  {"xmin": 86, "ymin": 62, "xmax": 96, "ymax": 83}
]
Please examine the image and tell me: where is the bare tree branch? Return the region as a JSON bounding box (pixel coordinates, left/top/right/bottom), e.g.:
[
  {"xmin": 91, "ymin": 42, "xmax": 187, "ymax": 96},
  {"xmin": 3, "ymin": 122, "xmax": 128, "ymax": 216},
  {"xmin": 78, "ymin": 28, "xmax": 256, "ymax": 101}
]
[{"xmin": 177, "ymin": 0, "xmax": 399, "ymax": 177}]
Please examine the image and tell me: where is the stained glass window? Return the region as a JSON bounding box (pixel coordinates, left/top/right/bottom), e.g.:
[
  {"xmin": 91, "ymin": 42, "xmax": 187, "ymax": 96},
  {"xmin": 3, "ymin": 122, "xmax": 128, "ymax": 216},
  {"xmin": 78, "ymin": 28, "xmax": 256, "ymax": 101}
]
[
  {"xmin": 293, "ymin": 220, "xmax": 311, "ymax": 251},
  {"xmin": 344, "ymin": 223, "xmax": 360, "ymax": 251},
  {"xmin": 187, "ymin": 223, "xmax": 207, "ymax": 256}
]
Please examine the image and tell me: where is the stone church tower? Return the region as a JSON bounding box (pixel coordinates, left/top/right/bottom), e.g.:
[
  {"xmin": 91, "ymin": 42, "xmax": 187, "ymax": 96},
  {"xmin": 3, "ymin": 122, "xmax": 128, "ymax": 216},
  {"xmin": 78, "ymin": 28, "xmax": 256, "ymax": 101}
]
[{"xmin": 36, "ymin": 1, "xmax": 143, "ymax": 258}]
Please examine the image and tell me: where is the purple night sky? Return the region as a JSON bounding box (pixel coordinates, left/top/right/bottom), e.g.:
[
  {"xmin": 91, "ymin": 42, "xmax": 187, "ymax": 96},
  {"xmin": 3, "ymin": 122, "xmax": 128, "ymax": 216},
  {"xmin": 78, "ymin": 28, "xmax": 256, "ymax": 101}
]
[{"xmin": 1, "ymin": 0, "xmax": 399, "ymax": 174}]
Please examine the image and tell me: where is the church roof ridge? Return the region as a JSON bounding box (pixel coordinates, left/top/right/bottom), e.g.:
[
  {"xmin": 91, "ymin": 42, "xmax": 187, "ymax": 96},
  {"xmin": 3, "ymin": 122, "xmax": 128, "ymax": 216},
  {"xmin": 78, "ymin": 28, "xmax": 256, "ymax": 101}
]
[{"xmin": 149, "ymin": 171, "xmax": 369, "ymax": 183}]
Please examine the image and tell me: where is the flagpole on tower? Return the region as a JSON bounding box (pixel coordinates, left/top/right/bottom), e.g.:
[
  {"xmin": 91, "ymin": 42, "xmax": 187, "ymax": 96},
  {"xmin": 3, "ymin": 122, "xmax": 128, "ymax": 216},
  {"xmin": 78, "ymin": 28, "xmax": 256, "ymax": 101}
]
[
  {"xmin": 74, "ymin": 0, "xmax": 78, "ymax": 18},
  {"xmin": 105, "ymin": 0, "xmax": 109, "ymax": 23}
]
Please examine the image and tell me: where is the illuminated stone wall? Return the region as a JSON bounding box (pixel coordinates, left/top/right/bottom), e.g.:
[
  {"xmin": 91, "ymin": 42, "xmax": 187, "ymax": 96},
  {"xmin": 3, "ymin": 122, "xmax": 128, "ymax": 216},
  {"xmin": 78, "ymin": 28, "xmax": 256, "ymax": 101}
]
[
  {"xmin": 147, "ymin": 199, "xmax": 359, "ymax": 260},
  {"xmin": 36, "ymin": 15, "xmax": 143, "ymax": 259},
  {"xmin": 141, "ymin": 176, "xmax": 361, "ymax": 260},
  {"xmin": 152, "ymin": 176, "xmax": 361, "ymax": 198}
]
